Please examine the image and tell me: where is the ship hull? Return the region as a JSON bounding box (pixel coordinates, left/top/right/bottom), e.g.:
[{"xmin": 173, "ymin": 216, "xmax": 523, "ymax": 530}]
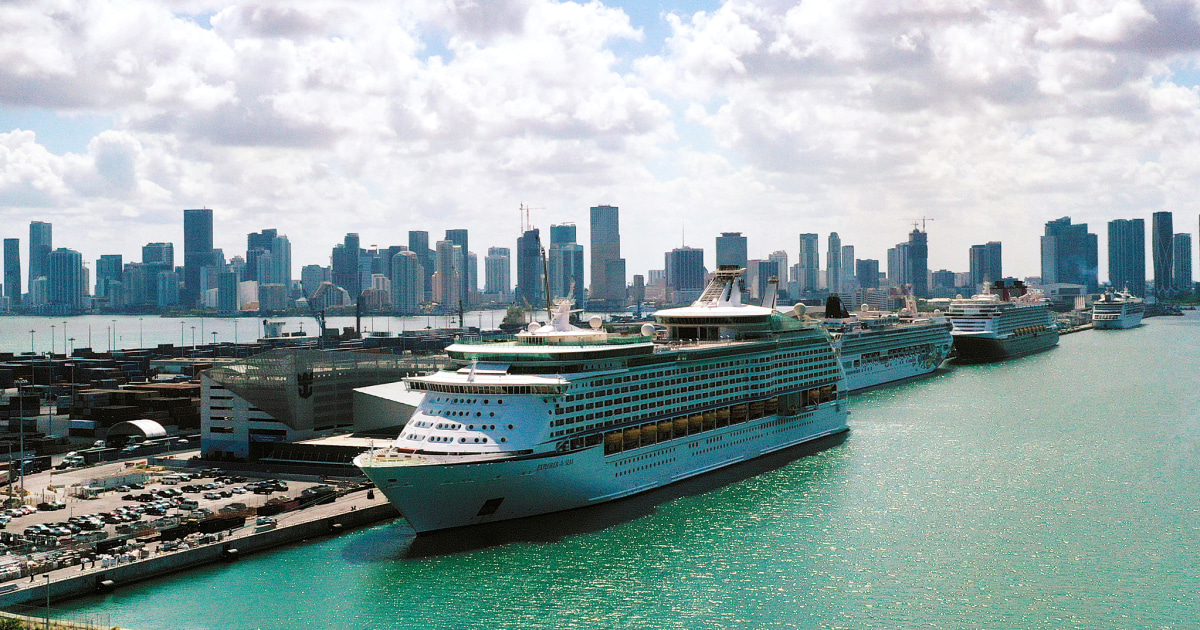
[
  {"xmin": 1093, "ymin": 311, "xmax": 1143, "ymax": 329},
  {"xmin": 358, "ymin": 402, "xmax": 848, "ymax": 533},
  {"xmin": 841, "ymin": 345, "xmax": 951, "ymax": 391},
  {"xmin": 951, "ymin": 329, "xmax": 1059, "ymax": 363}
]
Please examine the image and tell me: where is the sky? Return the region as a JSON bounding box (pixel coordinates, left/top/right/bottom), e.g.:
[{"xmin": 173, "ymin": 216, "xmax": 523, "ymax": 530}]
[{"xmin": 3, "ymin": 0, "xmax": 1200, "ymax": 283}]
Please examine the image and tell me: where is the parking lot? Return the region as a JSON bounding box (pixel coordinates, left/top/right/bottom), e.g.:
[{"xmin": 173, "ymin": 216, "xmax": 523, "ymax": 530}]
[{"xmin": 2, "ymin": 461, "xmax": 337, "ymax": 544}]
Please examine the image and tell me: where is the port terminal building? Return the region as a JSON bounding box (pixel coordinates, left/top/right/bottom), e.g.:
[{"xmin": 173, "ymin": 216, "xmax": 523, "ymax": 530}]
[{"xmin": 201, "ymin": 349, "xmax": 437, "ymax": 461}]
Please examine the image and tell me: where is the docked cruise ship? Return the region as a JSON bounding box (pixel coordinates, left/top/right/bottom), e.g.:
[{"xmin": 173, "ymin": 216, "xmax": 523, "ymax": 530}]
[
  {"xmin": 946, "ymin": 279, "xmax": 1059, "ymax": 363},
  {"xmin": 355, "ymin": 267, "xmax": 849, "ymax": 533},
  {"xmin": 819, "ymin": 295, "xmax": 953, "ymax": 391},
  {"xmin": 1092, "ymin": 290, "xmax": 1144, "ymax": 329}
]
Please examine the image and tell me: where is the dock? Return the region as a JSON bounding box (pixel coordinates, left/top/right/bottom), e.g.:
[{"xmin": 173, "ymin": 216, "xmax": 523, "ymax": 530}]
[{"xmin": 0, "ymin": 488, "xmax": 397, "ymax": 609}]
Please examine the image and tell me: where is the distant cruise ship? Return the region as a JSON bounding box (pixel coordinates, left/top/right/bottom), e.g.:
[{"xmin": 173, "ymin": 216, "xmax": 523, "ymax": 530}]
[
  {"xmin": 946, "ymin": 279, "xmax": 1059, "ymax": 363},
  {"xmin": 818, "ymin": 295, "xmax": 952, "ymax": 391},
  {"xmin": 355, "ymin": 267, "xmax": 848, "ymax": 533},
  {"xmin": 1092, "ymin": 290, "xmax": 1144, "ymax": 329}
]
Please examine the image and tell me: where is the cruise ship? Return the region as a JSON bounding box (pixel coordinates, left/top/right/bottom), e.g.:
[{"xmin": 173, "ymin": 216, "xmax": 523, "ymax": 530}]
[
  {"xmin": 354, "ymin": 267, "xmax": 849, "ymax": 533},
  {"xmin": 1092, "ymin": 290, "xmax": 1144, "ymax": 329},
  {"xmin": 818, "ymin": 295, "xmax": 953, "ymax": 391},
  {"xmin": 946, "ymin": 279, "xmax": 1059, "ymax": 363}
]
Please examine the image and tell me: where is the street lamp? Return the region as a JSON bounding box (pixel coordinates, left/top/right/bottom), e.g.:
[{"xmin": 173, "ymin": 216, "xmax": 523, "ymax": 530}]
[
  {"xmin": 190, "ymin": 326, "xmax": 196, "ymax": 357},
  {"xmin": 111, "ymin": 319, "xmax": 116, "ymax": 351},
  {"xmin": 138, "ymin": 318, "xmax": 144, "ymax": 349},
  {"xmin": 234, "ymin": 319, "xmax": 239, "ymax": 346},
  {"xmin": 50, "ymin": 325, "xmax": 55, "ymax": 355},
  {"xmin": 180, "ymin": 321, "xmax": 185, "ymax": 354}
]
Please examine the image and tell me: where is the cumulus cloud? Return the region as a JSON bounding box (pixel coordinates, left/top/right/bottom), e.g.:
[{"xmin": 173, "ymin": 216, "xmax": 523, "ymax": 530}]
[{"xmin": 1, "ymin": 0, "xmax": 1200, "ymax": 279}]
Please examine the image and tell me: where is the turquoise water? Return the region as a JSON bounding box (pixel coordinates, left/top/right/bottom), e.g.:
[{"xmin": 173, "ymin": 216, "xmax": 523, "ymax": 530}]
[{"xmin": 49, "ymin": 314, "xmax": 1200, "ymax": 629}]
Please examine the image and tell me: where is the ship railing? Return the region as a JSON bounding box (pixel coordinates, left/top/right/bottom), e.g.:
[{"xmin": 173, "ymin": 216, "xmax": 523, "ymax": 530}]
[{"xmin": 652, "ymin": 339, "xmax": 738, "ymax": 353}]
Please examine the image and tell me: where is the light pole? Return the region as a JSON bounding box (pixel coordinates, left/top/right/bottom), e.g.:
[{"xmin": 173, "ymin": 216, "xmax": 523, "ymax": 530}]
[
  {"xmin": 234, "ymin": 319, "xmax": 238, "ymax": 346},
  {"xmin": 180, "ymin": 321, "xmax": 185, "ymax": 354},
  {"xmin": 111, "ymin": 319, "xmax": 116, "ymax": 351},
  {"xmin": 50, "ymin": 325, "xmax": 55, "ymax": 355},
  {"xmin": 23, "ymin": 329, "xmax": 33, "ymax": 492},
  {"xmin": 44, "ymin": 572, "xmax": 50, "ymax": 630},
  {"xmin": 138, "ymin": 318, "xmax": 144, "ymax": 349},
  {"xmin": 190, "ymin": 326, "xmax": 196, "ymax": 357},
  {"xmin": 211, "ymin": 331, "xmax": 217, "ymax": 349}
]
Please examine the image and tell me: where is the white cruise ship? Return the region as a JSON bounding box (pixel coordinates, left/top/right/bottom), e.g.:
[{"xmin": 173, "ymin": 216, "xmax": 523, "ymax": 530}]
[
  {"xmin": 355, "ymin": 267, "xmax": 848, "ymax": 533},
  {"xmin": 818, "ymin": 295, "xmax": 952, "ymax": 391},
  {"xmin": 1092, "ymin": 290, "xmax": 1144, "ymax": 329},
  {"xmin": 946, "ymin": 279, "xmax": 1059, "ymax": 363}
]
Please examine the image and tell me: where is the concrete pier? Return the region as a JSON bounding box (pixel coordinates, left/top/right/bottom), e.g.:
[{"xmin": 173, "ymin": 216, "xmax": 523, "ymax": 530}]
[{"xmin": 0, "ymin": 489, "xmax": 398, "ymax": 608}]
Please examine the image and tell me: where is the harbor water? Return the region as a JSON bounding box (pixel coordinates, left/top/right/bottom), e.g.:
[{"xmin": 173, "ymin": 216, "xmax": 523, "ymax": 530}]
[{"xmin": 43, "ymin": 314, "xmax": 1200, "ymax": 629}]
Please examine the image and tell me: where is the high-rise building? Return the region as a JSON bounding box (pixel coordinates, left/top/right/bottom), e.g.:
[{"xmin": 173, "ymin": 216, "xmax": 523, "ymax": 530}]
[
  {"xmin": 246, "ymin": 229, "xmax": 277, "ymax": 282},
  {"xmin": 29, "ymin": 221, "xmax": 51, "ymax": 287},
  {"xmin": 1107, "ymin": 219, "xmax": 1145, "ymax": 296},
  {"xmin": 716, "ymin": 232, "xmax": 748, "ymax": 269},
  {"xmin": 1040, "ymin": 217, "xmax": 1098, "ymax": 292},
  {"xmin": 515, "ymin": 229, "xmax": 544, "ymax": 308},
  {"xmin": 391, "ymin": 250, "xmax": 424, "ymax": 314},
  {"xmin": 271, "ymin": 234, "xmax": 291, "ymax": 289},
  {"xmin": 826, "ymin": 233, "xmax": 842, "ymax": 295},
  {"xmin": 1152, "ymin": 212, "xmax": 1174, "ymax": 297},
  {"xmin": 95, "ymin": 254, "xmax": 123, "ymax": 300},
  {"xmin": 798, "ymin": 233, "xmax": 819, "ymax": 293},
  {"xmin": 856, "ymin": 259, "xmax": 879, "ymax": 289},
  {"xmin": 840, "ymin": 245, "xmax": 856, "ymax": 293},
  {"xmin": 1173, "ymin": 233, "xmax": 1193, "ymax": 294},
  {"xmin": 183, "ymin": 209, "xmax": 214, "ymax": 306},
  {"xmin": 589, "ymin": 205, "xmax": 626, "ymax": 309},
  {"xmin": 433, "ymin": 240, "xmax": 463, "ymax": 307},
  {"xmin": 887, "ymin": 243, "xmax": 909, "ymax": 288},
  {"xmin": 751, "ymin": 259, "xmax": 779, "ymax": 302},
  {"xmin": 548, "ymin": 224, "xmax": 584, "ymax": 304},
  {"xmin": 906, "ymin": 228, "xmax": 930, "ymax": 297},
  {"xmin": 156, "ymin": 271, "xmax": 180, "ymax": 308},
  {"xmin": 550, "ymin": 224, "xmax": 576, "ymax": 246},
  {"xmin": 218, "ymin": 270, "xmax": 239, "ymax": 315},
  {"xmin": 331, "ymin": 233, "xmax": 361, "ymax": 297},
  {"xmin": 409, "ymin": 231, "xmax": 433, "ymax": 302},
  {"xmin": 969, "ymin": 241, "xmax": 1003, "ymax": 289},
  {"xmin": 485, "ymin": 247, "xmax": 511, "ymax": 299},
  {"xmin": 445, "ymin": 229, "xmax": 470, "ymax": 306},
  {"xmin": 47, "ymin": 247, "xmax": 84, "ymax": 311},
  {"xmin": 142, "ymin": 242, "xmax": 174, "ymax": 267},
  {"xmin": 301, "ymin": 265, "xmax": 329, "ymax": 298},
  {"xmin": 666, "ymin": 246, "xmax": 706, "ymax": 303},
  {"xmin": 3, "ymin": 238, "xmax": 21, "ymax": 307}
]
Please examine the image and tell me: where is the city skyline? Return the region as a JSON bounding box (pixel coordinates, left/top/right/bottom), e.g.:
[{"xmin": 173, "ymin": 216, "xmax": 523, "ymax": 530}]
[{"xmin": 4, "ymin": 1, "xmax": 1200, "ymax": 280}]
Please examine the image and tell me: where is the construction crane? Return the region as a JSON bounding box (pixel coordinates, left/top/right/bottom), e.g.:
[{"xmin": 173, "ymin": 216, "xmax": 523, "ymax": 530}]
[
  {"xmin": 905, "ymin": 217, "xmax": 935, "ymax": 232},
  {"xmin": 519, "ymin": 203, "xmax": 546, "ymax": 232}
]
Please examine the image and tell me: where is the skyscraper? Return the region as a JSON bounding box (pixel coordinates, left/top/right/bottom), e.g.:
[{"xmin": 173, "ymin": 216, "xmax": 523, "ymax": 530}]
[
  {"xmin": 1173, "ymin": 233, "xmax": 1193, "ymax": 294},
  {"xmin": 142, "ymin": 242, "xmax": 174, "ymax": 267},
  {"xmin": 47, "ymin": 247, "xmax": 84, "ymax": 311},
  {"xmin": 332, "ymin": 233, "xmax": 361, "ymax": 297},
  {"xmin": 548, "ymin": 224, "xmax": 585, "ymax": 304},
  {"xmin": 3, "ymin": 238, "xmax": 20, "ymax": 307},
  {"xmin": 433, "ymin": 240, "xmax": 463, "ymax": 307},
  {"xmin": 409, "ymin": 231, "xmax": 433, "ymax": 302},
  {"xmin": 391, "ymin": 250, "xmax": 424, "ymax": 314},
  {"xmin": 301, "ymin": 265, "xmax": 328, "ymax": 298},
  {"xmin": 95, "ymin": 254, "xmax": 123, "ymax": 300},
  {"xmin": 856, "ymin": 259, "xmax": 880, "ymax": 289},
  {"xmin": 183, "ymin": 209, "xmax": 214, "ymax": 306},
  {"xmin": 445, "ymin": 229, "xmax": 470, "ymax": 305},
  {"xmin": 969, "ymin": 241, "xmax": 1003, "ymax": 289},
  {"xmin": 589, "ymin": 205, "xmax": 625, "ymax": 309},
  {"xmin": 246, "ymin": 229, "xmax": 277, "ymax": 282},
  {"xmin": 840, "ymin": 245, "xmax": 856, "ymax": 293},
  {"xmin": 1107, "ymin": 219, "xmax": 1145, "ymax": 296},
  {"xmin": 1152, "ymin": 212, "xmax": 1174, "ymax": 297},
  {"xmin": 887, "ymin": 243, "xmax": 909, "ymax": 288},
  {"xmin": 29, "ymin": 221, "xmax": 52, "ymax": 288},
  {"xmin": 826, "ymin": 233, "xmax": 841, "ymax": 294},
  {"xmin": 485, "ymin": 247, "xmax": 511, "ymax": 299},
  {"xmin": 1040, "ymin": 217, "xmax": 1098, "ymax": 292},
  {"xmin": 666, "ymin": 246, "xmax": 706, "ymax": 303},
  {"xmin": 906, "ymin": 228, "xmax": 929, "ymax": 297},
  {"xmin": 515, "ymin": 228, "xmax": 543, "ymax": 308},
  {"xmin": 798, "ymin": 233, "xmax": 819, "ymax": 293},
  {"xmin": 716, "ymin": 232, "xmax": 748, "ymax": 269}
]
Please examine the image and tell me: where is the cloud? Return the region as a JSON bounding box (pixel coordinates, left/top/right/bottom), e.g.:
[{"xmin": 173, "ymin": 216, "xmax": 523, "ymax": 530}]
[{"xmin": 2, "ymin": 0, "xmax": 1200, "ymax": 280}]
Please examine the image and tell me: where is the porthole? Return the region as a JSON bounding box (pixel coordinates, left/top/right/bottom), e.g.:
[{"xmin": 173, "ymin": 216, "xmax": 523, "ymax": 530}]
[
  {"xmin": 508, "ymin": 424, "xmax": 514, "ymax": 429},
  {"xmin": 497, "ymin": 399, "xmax": 503, "ymax": 404},
  {"xmin": 468, "ymin": 425, "xmax": 474, "ymax": 430},
  {"xmin": 500, "ymin": 438, "xmax": 507, "ymax": 443},
  {"xmin": 476, "ymin": 412, "xmax": 482, "ymax": 417},
  {"xmin": 490, "ymin": 412, "xmax": 495, "ymax": 417}
]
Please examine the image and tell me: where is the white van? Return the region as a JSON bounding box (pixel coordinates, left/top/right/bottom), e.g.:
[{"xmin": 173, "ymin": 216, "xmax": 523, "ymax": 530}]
[{"xmin": 161, "ymin": 475, "xmax": 183, "ymax": 485}]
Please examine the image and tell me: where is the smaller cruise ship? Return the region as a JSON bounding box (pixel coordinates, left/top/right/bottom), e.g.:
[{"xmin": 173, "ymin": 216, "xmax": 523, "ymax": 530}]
[
  {"xmin": 818, "ymin": 296, "xmax": 952, "ymax": 391},
  {"xmin": 946, "ymin": 279, "xmax": 1059, "ymax": 363},
  {"xmin": 1092, "ymin": 290, "xmax": 1145, "ymax": 329}
]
